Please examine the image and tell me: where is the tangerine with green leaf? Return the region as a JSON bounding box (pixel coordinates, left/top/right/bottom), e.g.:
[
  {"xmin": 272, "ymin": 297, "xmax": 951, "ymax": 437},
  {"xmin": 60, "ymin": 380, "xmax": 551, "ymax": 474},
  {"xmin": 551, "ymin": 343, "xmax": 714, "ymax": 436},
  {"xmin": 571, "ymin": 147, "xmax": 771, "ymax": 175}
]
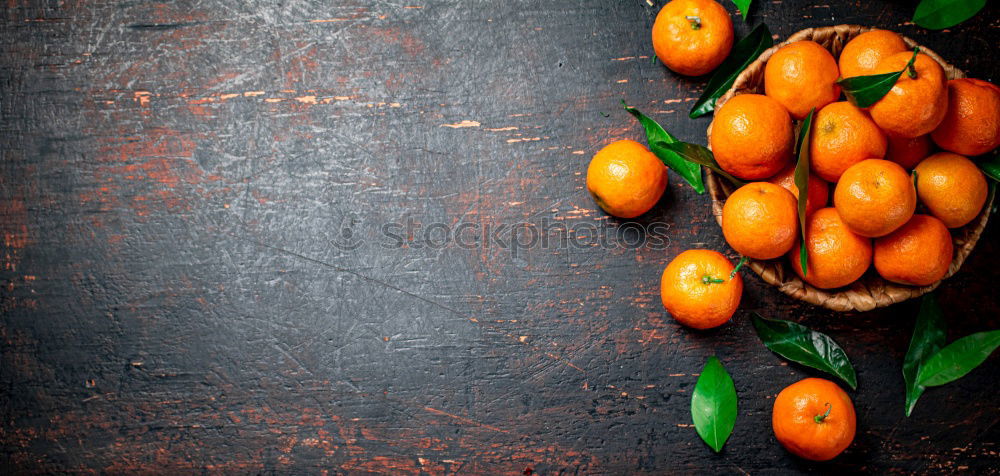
[
  {"xmin": 869, "ymin": 52, "xmax": 948, "ymax": 138},
  {"xmin": 660, "ymin": 250, "xmax": 742, "ymax": 329}
]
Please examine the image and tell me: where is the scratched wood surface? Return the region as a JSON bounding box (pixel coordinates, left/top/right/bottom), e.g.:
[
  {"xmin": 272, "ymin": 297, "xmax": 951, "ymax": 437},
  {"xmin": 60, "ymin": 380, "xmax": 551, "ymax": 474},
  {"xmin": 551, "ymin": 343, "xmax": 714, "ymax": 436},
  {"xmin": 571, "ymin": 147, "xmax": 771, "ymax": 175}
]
[{"xmin": 2, "ymin": 0, "xmax": 999, "ymax": 474}]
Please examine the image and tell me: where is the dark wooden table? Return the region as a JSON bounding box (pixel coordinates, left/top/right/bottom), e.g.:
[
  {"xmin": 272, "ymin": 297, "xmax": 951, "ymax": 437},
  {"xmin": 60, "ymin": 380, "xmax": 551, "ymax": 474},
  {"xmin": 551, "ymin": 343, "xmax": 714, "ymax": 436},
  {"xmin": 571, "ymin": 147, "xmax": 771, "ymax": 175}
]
[{"xmin": 2, "ymin": 0, "xmax": 999, "ymax": 473}]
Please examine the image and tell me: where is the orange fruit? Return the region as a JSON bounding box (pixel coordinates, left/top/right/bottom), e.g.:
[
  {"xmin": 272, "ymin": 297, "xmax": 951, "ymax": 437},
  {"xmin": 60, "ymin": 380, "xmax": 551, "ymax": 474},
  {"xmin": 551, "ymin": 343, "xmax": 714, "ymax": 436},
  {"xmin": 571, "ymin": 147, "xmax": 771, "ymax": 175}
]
[
  {"xmin": 869, "ymin": 52, "xmax": 948, "ymax": 138},
  {"xmin": 710, "ymin": 94, "xmax": 795, "ymax": 179},
  {"xmin": 772, "ymin": 378, "xmax": 856, "ymax": 462},
  {"xmin": 834, "ymin": 159, "xmax": 916, "ymax": 237},
  {"xmin": 768, "ymin": 163, "xmax": 830, "ymax": 217},
  {"xmin": 586, "ymin": 139, "xmax": 668, "ymax": 218},
  {"xmin": 764, "ymin": 40, "xmax": 841, "ymax": 120},
  {"xmin": 874, "ymin": 215, "xmax": 953, "ymax": 286},
  {"xmin": 789, "ymin": 208, "xmax": 872, "ymax": 289},
  {"xmin": 722, "ymin": 182, "xmax": 798, "ymax": 260},
  {"xmin": 930, "ymin": 78, "xmax": 1000, "ymax": 156},
  {"xmin": 886, "ymin": 134, "xmax": 933, "ymax": 170},
  {"xmin": 660, "ymin": 250, "xmax": 742, "ymax": 329},
  {"xmin": 838, "ymin": 29, "xmax": 908, "ymax": 79},
  {"xmin": 810, "ymin": 101, "xmax": 888, "ymax": 182},
  {"xmin": 652, "ymin": 0, "xmax": 734, "ymax": 76},
  {"xmin": 913, "ymin": 152, "xmax": 988, "ymax": 228}
]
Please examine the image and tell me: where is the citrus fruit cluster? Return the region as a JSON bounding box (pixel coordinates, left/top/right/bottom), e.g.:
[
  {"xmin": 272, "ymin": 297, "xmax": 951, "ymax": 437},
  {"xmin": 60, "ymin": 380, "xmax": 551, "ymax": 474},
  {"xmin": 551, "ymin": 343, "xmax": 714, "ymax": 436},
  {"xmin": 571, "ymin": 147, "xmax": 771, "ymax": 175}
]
[
  {"xmin": 712, "ymin": 29, "xmax": 995, "ymax": 293},
  {"xmin": 584, "ymin": 0, "xmax": 999, "ymax": 461}
]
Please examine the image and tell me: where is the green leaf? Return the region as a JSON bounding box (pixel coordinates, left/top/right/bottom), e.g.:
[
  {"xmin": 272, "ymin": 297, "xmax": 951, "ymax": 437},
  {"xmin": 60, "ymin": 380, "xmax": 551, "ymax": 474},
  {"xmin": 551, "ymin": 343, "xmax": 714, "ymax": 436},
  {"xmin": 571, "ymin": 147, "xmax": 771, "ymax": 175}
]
[
  {"xmin": 793, "ymin": 108, "xmax": 814, "ymax": 276},
  {"xmin": 691, "ymin": 356, "xmax": 738, "ymax": 453},
  {"xmin": 690, "ymin": 23, "xmax": 773, "ymax": 118},
  {"xmin": 623, "ymin": 101, "xmax": 706, "ymax": 194},
  {"xmin": 838, "ymin": 48, "xmax": 919, "ymax": 108},
  {"xmin": 913, "ymin": 0, "xmax": 987, "ymax": 30},
  {"xmin": 916, "ymin": 329, "xmax": 1000, "ymax": 387},
  {"xmin": 654, "ymin": 140, "xmax": 746, "ymax": 188},
  {"xmin": 979, "ymin": 153, "xmax": 1000, "ymax": 183},
  {"xmin": 902, "ymin": 293, "xmax": 947, "ymax": 417},
  {"xmin": 752, "ymin": 313, "xmax": 857, "ymax": 390},
  {"xmin": 730, "ymin": 0, "xmax": 751, "ymax": 21}
]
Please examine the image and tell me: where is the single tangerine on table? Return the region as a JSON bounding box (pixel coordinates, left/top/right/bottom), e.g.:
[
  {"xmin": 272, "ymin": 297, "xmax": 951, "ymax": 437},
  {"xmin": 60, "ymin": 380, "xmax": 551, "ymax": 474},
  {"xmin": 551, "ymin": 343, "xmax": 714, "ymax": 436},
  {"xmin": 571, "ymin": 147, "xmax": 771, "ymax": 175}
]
[
  {"xmin": 652, "ymin": 0, "xmax": 734, "ymax": 76},
  {"xmin": 838, "ymin": 29, "xmax": 908, "ymax": 79},
  {"xmin": 764, "ymin": 40, "xmax": 841, "ymax": 120},
  {"xmin": 789, "ymin": 208, "xmax": 872, "ymax": 290},
  {"xmin": 931, "ymin": 78, "xmax": 1000, "ymax": 156},
  {"xmin": 886, "ymin": 134, "xmax": 933, "ymax": 170},
  {"xmin": 586, "ymin": 139, "xmax": 668, "ymax": 219},
  {"xmin": 722, "ymin": 182, "xmax": 798, "ymax": 260},
  {"xmin": 710, "ymin": 94, "xmax": 795, "ymax": 180},
  {"xmin": 810, "ymin": 101, "xmax": 888, "ymax": 182},
  {"xmin": 834, "ymin": 159, "xmax": 916, "ymax": 238},
  {"xmin": 914, "ymin": 152, "xmax": 988, "ymax": 228},
  {"xmin": 772, "ymin": 378, "xmax": 856, "ymax": 462},
  {"xmin": 869, "ymin": 52, "xmax": 949, "ymax": 138},
  {"xmin": 874, "ymin": 214, "xmax": 953, "ymax": 286},
  {"xmin": 767, "ymin": 163, "xmax": 829, "ymax": 218},
  {"xmin": 660, "ymin": 250, "xmax": 742, "ymax": 330}
]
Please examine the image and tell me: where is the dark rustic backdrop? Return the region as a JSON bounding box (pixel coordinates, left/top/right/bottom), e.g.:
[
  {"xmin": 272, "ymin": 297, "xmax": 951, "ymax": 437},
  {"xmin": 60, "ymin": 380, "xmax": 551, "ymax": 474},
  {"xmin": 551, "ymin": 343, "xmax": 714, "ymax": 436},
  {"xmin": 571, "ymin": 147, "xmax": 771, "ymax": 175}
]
[{"xmin": 2, "ymin": 0, "xmax": 998, "ymax": 474}]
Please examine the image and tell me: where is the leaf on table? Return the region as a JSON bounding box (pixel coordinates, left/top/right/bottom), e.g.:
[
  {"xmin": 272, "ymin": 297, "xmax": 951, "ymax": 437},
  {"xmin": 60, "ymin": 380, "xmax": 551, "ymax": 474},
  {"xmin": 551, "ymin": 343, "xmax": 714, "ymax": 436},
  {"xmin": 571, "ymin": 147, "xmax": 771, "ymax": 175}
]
[
  {"xmin": 623, "ymin": 101, "xmax": 706, "ymax": 194},
  {"xmin": 916, "ymin": 329, "xmax": 1000, "ymax": 387},
  {"xmin": 913, "ymin": 0, "xmax": 987, "ymax": 30},
  {"xmin": 654, "ymin": 140, "xmax": 745, "ymax": 188},
  {"xmin": 691, "ymin": 356, "xmax": 738, "ymax": 453},
  {"xmin": 690, "ymin": 23, "xmax": 773, "ymax": 118},
  {"xmin": 752, "ymin": 313, "xmax": 857, "ymax": 390},
  {"xmin": 837, "ymin": 48, "xmax": 919, "ymax": 108},
  {"xmin": 729, "ymin": 0, "xmax": 752, "ymax": 21},
  {"xmin": 902, "ymin": 293, "xmax": 947, "ymax": 417},
  {"xmin": 793, "ymin": 108, "xmax": 814, "ymax": 276}
]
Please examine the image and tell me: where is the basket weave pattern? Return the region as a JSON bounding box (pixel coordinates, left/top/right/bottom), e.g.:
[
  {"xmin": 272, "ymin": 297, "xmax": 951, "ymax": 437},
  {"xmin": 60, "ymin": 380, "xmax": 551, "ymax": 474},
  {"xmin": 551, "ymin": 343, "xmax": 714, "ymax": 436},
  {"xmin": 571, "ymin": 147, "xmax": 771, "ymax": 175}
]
[{"xmin": 705, "ymin": 25, "xmax": 993, "ymax": 312}]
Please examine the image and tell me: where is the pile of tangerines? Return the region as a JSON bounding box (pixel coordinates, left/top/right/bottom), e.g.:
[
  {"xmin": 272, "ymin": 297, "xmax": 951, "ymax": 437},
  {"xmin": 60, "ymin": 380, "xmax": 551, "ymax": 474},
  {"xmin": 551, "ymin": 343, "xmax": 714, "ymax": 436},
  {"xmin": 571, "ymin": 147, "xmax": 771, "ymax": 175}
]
[{"xmin": 585, "ymin": 0, "xmax": 999, "ymax": 462}]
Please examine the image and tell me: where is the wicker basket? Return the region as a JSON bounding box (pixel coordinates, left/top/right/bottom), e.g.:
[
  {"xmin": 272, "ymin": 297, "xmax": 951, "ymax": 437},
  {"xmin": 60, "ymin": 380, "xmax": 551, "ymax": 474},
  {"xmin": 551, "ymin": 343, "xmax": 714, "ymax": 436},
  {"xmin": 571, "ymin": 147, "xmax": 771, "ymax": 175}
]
[{"xmin": 705, "ymin": 25, "xmax": 993, "ymax": 312}]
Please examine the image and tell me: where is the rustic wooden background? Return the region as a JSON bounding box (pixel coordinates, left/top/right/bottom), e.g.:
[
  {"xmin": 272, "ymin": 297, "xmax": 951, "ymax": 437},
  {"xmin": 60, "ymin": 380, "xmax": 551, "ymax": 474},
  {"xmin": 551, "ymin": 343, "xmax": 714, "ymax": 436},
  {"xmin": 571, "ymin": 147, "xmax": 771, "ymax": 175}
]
[{"xmin": 2, "ymin": 0, "xmax": 998, "ymax": 473}]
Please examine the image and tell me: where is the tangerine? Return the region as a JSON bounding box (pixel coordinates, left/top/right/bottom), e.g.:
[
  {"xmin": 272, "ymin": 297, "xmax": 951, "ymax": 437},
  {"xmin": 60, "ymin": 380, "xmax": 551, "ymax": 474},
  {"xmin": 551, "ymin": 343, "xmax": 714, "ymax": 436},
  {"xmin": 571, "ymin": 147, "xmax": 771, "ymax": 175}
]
[
  {"xmin": 660, "ymin": 250, "xmax": 742, "ymax": 329},
  {"xmin": 931, "ymin": 78, "xmax": 1000, "ymax": 156},
  {"xmin": 834, "ymin": 159, "xmax": 916, "ymax": 238},
  {"xmin": 586, "ymin": 139, "xmax": 668, "ymax": 218},
  {"xmin": 764, "ymin": 40, "xmax": 841, "ymax": 120},
  {"xmin": 652, "ymin": 0, "xmax": 734, "ymax": 76},
  {"xmin": 710, "ymin": 94, "xmax": 795, "ymax": 180}
]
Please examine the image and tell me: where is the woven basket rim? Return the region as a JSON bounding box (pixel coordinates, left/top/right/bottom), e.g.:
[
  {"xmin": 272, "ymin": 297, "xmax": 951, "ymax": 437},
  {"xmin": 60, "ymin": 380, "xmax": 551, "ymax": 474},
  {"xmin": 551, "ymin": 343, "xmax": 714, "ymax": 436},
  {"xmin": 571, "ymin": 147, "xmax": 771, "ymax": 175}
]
[{"xmin": 705, "ymin": 25, "xmax": 993, "ymax": 312}]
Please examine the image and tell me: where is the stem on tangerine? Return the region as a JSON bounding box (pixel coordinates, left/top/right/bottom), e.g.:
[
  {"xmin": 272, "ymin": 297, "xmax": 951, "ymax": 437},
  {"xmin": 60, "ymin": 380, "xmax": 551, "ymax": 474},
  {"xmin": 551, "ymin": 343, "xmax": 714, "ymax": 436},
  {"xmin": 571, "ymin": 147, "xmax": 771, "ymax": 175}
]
[
  {"xmin": 686, "ymin": 16, "xmax": 701, "ymax": 30},
  {"xmin": 702, "ymin": 275, "xmax": 725, "ymax": 285},
  {"xmin": 814, "ymin": 403, "xmax": 833, "ymax": 423}
]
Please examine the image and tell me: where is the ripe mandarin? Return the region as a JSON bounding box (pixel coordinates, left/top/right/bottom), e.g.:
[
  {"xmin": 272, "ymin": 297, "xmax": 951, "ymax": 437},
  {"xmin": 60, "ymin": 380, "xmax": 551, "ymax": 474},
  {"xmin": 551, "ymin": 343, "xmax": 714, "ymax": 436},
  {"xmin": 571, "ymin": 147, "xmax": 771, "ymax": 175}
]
[
  {"xmin": 586, "ymin": 139, "xmax": 668, "ymax": 218},
  {"xmin": 874, "ymin": 214, "xmax": 953, "ymax": 286},
  {"xmin": 914, "ymin": 152, "xmax": 988, "ymax": 228},
  {"xmin": 710, "ymin": 94, "xmax": 795, "ymax": 180},
  {"xmin": 652, "ymin": 0, "xmax": 734, "ymax": 76},
  {"xmin": 869, "ymin": 52, "xmax": 948, "ymax": 138},
  {"xmin": 838, "ymin": 29, "xmax": 908, "ymax": 79},
  {"xmin": 789, "ymin": 208, "xmax": 872, "ymax": 289},
  {"xmin": 810, "ymin": 101, "xmax": 888, "ymax": 182},
  {"xmin": 764, "ymin": 40, "xmax": 841, "ymax": 120},
  {"xmin": 773, "ymin": 378, "xmax": 856, "ymax": 461},
  {"xmin": 722, "ymin": 182, "xmax": 798, "ymax": 260},
  {"xmin": 834, "ymin": 159, "xmax": 916, "ymax": 238},
  {"xmin": 931, "ymin": 78, "xmax": 1000, "ymax": 156},
  {"xmin": 660, "ymin": 250, "xmax": 742, "ymax": 329}
]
